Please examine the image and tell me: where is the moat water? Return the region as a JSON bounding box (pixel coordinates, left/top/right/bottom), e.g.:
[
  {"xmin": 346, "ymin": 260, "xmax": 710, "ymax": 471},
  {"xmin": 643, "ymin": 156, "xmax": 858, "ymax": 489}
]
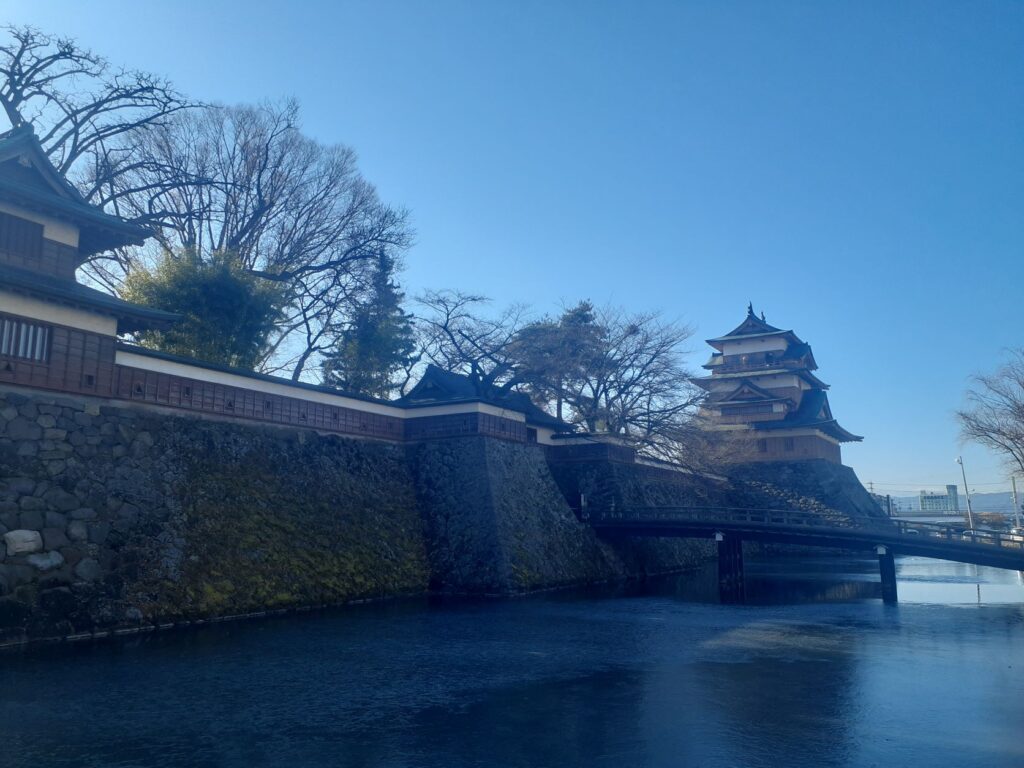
[{"xmin": 3, "ymin": 555, "xmax": 1024, "ymax": 768}]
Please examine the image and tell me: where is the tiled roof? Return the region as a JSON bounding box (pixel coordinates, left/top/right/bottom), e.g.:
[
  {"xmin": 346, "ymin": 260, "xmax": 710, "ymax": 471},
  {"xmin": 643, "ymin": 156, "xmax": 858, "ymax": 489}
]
[
  {"xmin": 0, "ymin": 126, "xmax": 151, "ymax": 254},
  {"xmin": 752, "ymin": 389, "xmax": 862, "ymax": 442},
  {"xmin": 0, "ymin": 262, "xmax": 178, "ymax": 333},
  {"xmin": 401, "ymin": 365, "xmax": 566, "ymax": 429}
]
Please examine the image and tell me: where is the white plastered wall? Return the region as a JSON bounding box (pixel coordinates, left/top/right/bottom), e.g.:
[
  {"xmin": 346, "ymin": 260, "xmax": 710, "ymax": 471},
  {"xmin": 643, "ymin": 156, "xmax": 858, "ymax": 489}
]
[
  {"xmin": 719, "ymin": 336, "xmax": 788, "ymax": 355},
  {"xmin": 0, "ymin": 201, "xmax": 79, "ymax": 247},
  {"xmin": 116, "ymin": 349, "xmax": 531, "ymax": 424},
  {"xmin": 0, "ymin": 289, "xmax": 117, "ymax": 335}
]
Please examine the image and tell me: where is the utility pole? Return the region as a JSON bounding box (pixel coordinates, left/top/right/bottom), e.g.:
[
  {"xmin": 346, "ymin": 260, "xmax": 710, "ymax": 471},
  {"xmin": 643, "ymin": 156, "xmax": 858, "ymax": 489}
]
[
  {"xmin": 957, "ymin": 456, "xmax": 975, "ymax": 531},
  {"xmin": 1012, "ymin": 476, "xmax": 1021, "ymax": 530}
]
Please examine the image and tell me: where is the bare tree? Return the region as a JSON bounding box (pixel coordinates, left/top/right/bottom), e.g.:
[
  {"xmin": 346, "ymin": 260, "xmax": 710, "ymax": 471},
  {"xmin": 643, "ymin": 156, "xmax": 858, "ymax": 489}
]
[
  {"xmin": 87, "ymin": 102, "xmax": 413, "ymax": 380},
  {"xmin": 958, "ymin": 349, "xmax": 1024, "ymax": 476},
  {"xmin": 516, "ymin": 304, "xmax": 704, "ymax": 449},
  {"xmin": 416, "ymin": 290, "xmax": 528, "ymax": 393},
  {"xmin": 0, "ymin": 28, "xmax": 411, "ymax": 381},
  {"xmin": 417, "ymin": 295, "xmax": 706, "ymax": 455},
  {"xmin": 0, "ymin": 25, "xmax": 192, "ymax": 210}
]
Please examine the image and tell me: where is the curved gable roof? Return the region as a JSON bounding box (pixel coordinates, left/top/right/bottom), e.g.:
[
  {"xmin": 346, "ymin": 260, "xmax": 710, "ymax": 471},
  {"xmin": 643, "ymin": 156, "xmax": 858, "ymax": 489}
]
[{"xmin": 0, "ymin": 126, "xmax": 150, "ymax": 255}]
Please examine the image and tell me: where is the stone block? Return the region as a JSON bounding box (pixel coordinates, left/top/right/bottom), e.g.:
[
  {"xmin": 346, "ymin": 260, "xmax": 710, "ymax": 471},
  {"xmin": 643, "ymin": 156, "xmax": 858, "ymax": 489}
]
[
  {"xmin": 43, "ymin": 527, "xmax": 70, "ymax": 549},
  {"xmin": 4, "ymin": 529, "xmax": 43, "ymax": 555},
  {"xmin": 43, "ymin": 488, "xmax": 80, "ymax": 512},
  {"xmin": 15, "ymin": 442, "xmax": 38, "ymax": 457},
  {"xmin": 27, "ymin": 550, "xmax": 64, "ymax": 571},
  {"xmin": 37, "ymin": 414, "xmax": 57, "ymax": 429},
  {"xmin": 60, "ymin": 546, "xmax": 84, "ymax": 566},
  {"xmin": 1, "ymin": 563, "xmax": 35, "ymax": 588},
  {"xmin": 5, "ymin": 417, "xmax": 42, "ymax": 440},
  {"xmin": 18, "ymin": 496, "xmax": 45, "ymax": 511},
  {"xmin": 38, "ymin": 567, "xmax": 73, "ymax": 587},
  {"xmin": 88, "ymin": 522, "xmax": 111, "ymax": 545},
  {"xmin": 70, "ymin": 508, "xmax": 97, "ymax": 520},
  {"xmin": 67, "ymin": 521, "xmax": 88, "ymax": 542},
  {"xmin": 6, "ymin": 478, "xmax": 36, "ymax": 495},
  {"xmin": 18, "ymin": 510, "xmax": 44, "ymax": 531},
  {"xmin": 45, "ymin": 511, "xmax": 68, "ymax": 528},
  {"xmin": 74, "ymin": 558, "xmax": 101, "ymax": 582},
  {"xmin": 118, "ymin": 504, "xmax": 140, "ymax": 523}
]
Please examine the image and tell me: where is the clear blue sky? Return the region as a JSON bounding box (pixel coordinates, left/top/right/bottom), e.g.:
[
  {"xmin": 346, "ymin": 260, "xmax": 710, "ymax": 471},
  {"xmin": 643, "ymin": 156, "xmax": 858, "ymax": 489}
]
[{"xmin": 7, "ymin": 0, "xmax": 1023, "ymax": 493}]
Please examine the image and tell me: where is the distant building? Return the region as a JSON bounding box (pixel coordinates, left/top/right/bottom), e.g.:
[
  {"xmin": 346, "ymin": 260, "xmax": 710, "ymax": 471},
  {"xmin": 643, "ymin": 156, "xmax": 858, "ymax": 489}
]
[
  {"xmin": 694, "ymin": 305, "xmax": 862, "ymax": 464},
  {"xmin": 919, "ymin": 485, "xmax": 960, "ymax": 514}
]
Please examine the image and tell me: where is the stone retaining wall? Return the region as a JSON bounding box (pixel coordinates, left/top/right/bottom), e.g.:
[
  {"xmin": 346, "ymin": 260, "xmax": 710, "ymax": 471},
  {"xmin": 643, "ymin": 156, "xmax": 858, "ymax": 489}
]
[
  {"xmin": 409, "ymin": 437, "xmax": 711, "ymax": 594},
  {"xmin": 2, "ymin": 386, "xmax": 878, "ymax": 646},
  {"xmin": 0, "ymin": 387, "xmax": 429, "ymax": 645},
  {"xmin": 0, "ymin": 388, "xmax": 714, "ymax": 645}
]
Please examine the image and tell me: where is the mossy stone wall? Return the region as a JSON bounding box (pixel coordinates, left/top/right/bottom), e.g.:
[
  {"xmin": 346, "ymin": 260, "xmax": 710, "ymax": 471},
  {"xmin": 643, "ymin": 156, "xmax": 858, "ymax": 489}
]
[{"xmin": 0, "ymin": 389, "xmax": 428, "ymax": 644}]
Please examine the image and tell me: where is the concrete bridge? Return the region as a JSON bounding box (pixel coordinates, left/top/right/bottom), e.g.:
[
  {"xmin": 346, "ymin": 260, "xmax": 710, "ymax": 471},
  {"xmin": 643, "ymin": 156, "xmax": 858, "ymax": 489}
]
[{"xmin": 585, "ymin": 506, "xmax": 1024, "ymax": 603}]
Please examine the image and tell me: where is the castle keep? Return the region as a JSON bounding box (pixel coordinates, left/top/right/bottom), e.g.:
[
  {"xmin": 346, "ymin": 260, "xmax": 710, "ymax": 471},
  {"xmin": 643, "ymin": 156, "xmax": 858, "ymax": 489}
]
[
  {"xmin": 695, "ymin": 305, "xmax": 861, "ymax": 464},
  {"xmin": 0, "ymin": 126, "xmax": 880, "ymax": 645}
]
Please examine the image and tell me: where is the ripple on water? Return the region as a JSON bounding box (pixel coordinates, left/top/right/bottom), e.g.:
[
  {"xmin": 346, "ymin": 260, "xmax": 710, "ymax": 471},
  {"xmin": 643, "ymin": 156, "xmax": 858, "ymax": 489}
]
[{"xmin": 1, "ymin": 556, "xmax": 1023, "ymax": 768}]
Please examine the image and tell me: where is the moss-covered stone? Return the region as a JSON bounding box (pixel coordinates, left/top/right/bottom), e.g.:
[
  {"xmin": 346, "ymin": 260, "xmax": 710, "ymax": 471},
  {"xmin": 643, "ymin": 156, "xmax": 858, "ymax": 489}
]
[{"xmin": 0, "ymin": 389, "xmax": 429, "ymax": 643}]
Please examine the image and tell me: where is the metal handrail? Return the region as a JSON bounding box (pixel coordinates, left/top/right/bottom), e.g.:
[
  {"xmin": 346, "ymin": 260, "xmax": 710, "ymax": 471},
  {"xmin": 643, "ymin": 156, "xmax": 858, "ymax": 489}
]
[{"xmin": 586, "ymin": 506, "xmax": 1024, "ymax": 551}]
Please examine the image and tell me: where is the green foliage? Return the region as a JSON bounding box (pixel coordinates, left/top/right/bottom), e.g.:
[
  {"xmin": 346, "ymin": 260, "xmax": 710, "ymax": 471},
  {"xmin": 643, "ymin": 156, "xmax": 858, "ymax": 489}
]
[
  {"xmin": 513, "ymin": 301, "xmax": 604, "ymax": 420},
  {"xmin": 321, "ymin": 255, "xmax": 417, "ymax": 398},
  {"xmin": 512, "ymin": 302, "xmax": 700, "ymax": 451},
  {"xmin": 122, "ymin": 250, "xmax": 285, "ymax": 369}
]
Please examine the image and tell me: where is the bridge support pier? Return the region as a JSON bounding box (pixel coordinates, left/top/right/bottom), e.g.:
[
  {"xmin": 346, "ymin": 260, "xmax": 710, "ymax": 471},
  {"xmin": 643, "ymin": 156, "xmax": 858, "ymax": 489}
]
[
  {"xmin": 716, "ymin": 533, "xmax": 746, "ymax": 604},
  {"xmin": 877, "ymin": 545, "xmax": 898, "ymax": 604}
]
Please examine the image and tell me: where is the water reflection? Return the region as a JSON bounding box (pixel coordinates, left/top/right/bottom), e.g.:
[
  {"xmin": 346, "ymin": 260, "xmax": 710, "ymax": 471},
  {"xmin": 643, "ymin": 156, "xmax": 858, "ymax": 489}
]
[{"xmin": 1, "ymin": 557, "xmax": 1022, "ymax": 767}]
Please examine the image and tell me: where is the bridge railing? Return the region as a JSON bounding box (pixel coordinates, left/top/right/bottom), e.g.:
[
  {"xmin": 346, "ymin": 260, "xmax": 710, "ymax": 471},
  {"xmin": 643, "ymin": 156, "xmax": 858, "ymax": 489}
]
[{"xmin": 586, "ymin": 505, "xmax": 1024, "ymax": 552}]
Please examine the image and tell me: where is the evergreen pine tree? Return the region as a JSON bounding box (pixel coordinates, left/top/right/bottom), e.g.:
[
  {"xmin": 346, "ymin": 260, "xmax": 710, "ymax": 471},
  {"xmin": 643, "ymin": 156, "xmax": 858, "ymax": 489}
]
[{"xmin": 321, "ymin": 255, "xmax": 416, "ymax": 398}]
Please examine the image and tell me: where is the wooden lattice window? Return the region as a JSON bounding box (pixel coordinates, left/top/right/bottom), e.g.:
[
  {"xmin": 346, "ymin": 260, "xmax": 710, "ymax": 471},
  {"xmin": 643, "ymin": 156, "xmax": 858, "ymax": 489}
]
[
  {"xmin": 0, "ymin": 316, "xmax": 50, "ymax": 362},
  {"xmin": 0, "ymin": 211, "xmax": 43, "ymax": 259}
]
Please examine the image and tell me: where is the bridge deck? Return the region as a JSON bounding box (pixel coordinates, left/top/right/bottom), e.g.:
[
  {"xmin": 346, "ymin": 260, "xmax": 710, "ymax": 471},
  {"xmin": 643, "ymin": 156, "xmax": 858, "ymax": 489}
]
[{"xmin": 587, "ymin": 507, "xmax": 1024, "ymax": 571}]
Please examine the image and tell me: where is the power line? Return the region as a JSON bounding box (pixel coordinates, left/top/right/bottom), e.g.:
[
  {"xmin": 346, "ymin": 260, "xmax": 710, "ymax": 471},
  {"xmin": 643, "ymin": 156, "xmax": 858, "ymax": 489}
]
[{"xmin": 867, "ymin": 480, "xmax": 1009, "ymax": 487}]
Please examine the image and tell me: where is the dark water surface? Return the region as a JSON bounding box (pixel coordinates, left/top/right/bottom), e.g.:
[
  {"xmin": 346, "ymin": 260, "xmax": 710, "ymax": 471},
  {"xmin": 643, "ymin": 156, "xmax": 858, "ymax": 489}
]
[{"xmin": 3, "ymin": 556, "xmax": 1024, "ymax": 768}]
